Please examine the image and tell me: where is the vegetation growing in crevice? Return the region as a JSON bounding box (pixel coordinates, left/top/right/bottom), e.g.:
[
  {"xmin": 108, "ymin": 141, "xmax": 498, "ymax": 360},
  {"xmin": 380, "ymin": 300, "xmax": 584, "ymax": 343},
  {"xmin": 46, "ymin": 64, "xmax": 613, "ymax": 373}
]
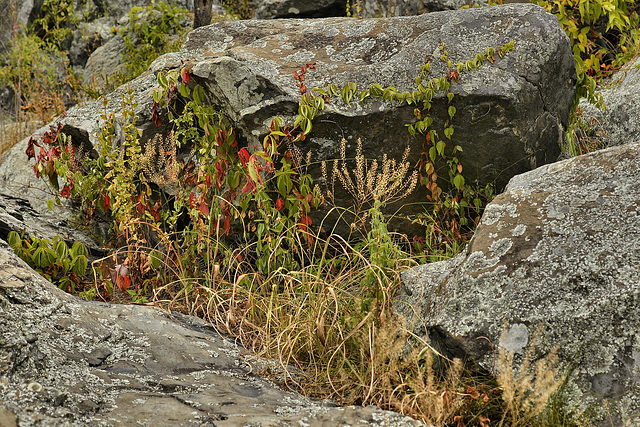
[
  {"xmin": 6, "ymin": 0, "xmax": 639, "ymax": 425},
  {"xmin": 18, "ymin": 31, "xmax": 581, "ymax": 424}
]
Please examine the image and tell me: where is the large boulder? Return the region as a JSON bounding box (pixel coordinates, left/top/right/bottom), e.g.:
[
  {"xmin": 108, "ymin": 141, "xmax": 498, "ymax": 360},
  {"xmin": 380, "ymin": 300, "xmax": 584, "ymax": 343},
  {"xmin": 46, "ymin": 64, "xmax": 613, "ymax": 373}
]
[
  {"xmin": 0, "ymin": 238, "xmax": 423, "ymax": 426},
  {"xmin": 18, "ymin": 4, "xmax": 576, "ymax": 236},
  {"xmin": 180, "ymin": 3, "xmax": 575, "ymax": 193},
  {"xmin": 397, "ymin": 141, "xmax": 640, "ymax": 424},
  {"xmin": 578, "ymin": 55, "xmax": 640, "ymax": 148}
]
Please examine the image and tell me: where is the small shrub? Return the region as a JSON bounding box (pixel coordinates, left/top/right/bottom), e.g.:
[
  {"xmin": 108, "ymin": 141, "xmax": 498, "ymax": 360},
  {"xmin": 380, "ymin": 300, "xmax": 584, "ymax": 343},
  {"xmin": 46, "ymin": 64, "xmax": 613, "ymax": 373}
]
[{"xmin": 7, "ymin": 230, "xmax": 89, "ymax": 293}]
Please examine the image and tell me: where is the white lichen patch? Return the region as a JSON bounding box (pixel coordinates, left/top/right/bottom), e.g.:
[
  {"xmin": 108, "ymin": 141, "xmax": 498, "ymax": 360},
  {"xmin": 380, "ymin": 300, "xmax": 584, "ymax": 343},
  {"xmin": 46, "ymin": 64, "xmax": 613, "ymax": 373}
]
[
  {"xmin": 489, "ymin": 238, "xmax": 513, "ymax": 257},
  {"xmin": 500, "ymin": 323, "xmax": 529, "ymax": 354},
  {"xmin": 283, "ymin": 50, "xmax": 316, "ymax": 63},
  {"xmin": 512, "ymin": 224, "xmax": 527, "ymax": 236}
]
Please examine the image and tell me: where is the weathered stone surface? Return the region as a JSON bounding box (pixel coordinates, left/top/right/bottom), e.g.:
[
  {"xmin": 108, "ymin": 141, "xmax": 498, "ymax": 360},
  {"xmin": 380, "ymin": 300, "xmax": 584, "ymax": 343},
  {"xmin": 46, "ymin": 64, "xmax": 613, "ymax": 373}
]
[
  {"xmin": 0, "ymin": 239, "xmax": 423, "ymax": 426},
  {"xmin": 177, "ymin": 4, "xmax": 574, "ymax": 193},
  {"xmin": 81, "ymin": 33, "xmax": 128, "ymax": 88},
  {"xmin": 253, "ymin": 0, "xmax": 347, "ymax": 19},
  {"xmin": 397, "ymin": 141, "xmax": 640, "ymax": 424},
  {"xmin": 355, "ymin": 0, "xmax": 532, "ymax": 18},
  {"xmin": 579, "ymin": 55, "xmax": 640, "ymax": 148},
  {"xmin": 69, "ymin": 17, "xmax": 117, "ymax": 69}
]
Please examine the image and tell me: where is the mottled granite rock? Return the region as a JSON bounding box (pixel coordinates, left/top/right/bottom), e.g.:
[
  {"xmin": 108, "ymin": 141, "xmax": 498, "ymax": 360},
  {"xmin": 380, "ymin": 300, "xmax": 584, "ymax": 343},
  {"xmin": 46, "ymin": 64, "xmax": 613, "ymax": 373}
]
[{"xmin": 398, "ymin": 141, "xmax": 640, "ymax": 424}]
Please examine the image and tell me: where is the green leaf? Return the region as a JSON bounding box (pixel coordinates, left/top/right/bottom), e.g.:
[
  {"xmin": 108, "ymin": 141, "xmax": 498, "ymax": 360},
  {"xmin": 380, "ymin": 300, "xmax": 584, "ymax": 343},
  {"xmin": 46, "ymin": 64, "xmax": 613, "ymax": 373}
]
[
  {"xmin": 444, "ymin": 126, "xmax": 454, "ymax": 140},
  {"xmin": 448, "ymin": 105, "xmax": 456, "ymax": 118},
  {"xmin": 179, "ymin": 82, "xmax": 189, "ymax": 97},
  {"xmin": 277, "ymin": 171, "xmax": 293, "ymax": 196},
  {"xmin": 157, "ymin": 72, "xmax": 168, "ymax": 88},
  {"xmin": 429, "ymin": 146, "xmax": 436, "ymax": 163},
  {"xmin": 71, "ymin": 255, "xmax": 88, "ymax": 276},
  {"xmin": 193, "ymin": 85, "xmax": 205, "ymax": 105},
  {"xmin": 71, "ymin": 241, "xmax": 89, "ymax": 258},
  {"xmin": 447, "ymin": 92, "xmax": 454, "ymax": 103},
  {"xmin": 47, "ymin": 199, "xmax": 54, "ymax": 211},
  {"xmin": 370, "ymin": 83, "xmax": 384, "ymax": 96},
  {"xmin": 453, "ymin": 174, "xmax": 465, "ymax": 190},
  {"xmin": 149, "ymin": 250, "xmax": 163, "ymax": 269},
  {"xmin": 54, "ymin": 239, "xmax": 69, "ymax": 259},
  {"xmin": 436, "ymin": 140, "xmax": 445, "ymax": 156},
  {"xmin": 7, "ymin": 231, "xmax": 21, "ymax": 251}
]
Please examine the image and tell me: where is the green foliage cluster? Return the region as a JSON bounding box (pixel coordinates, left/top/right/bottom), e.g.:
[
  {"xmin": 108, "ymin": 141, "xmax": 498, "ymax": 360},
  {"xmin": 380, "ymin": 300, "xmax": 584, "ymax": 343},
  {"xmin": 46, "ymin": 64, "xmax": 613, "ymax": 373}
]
[
  {"xmin": 220, "ymin": 0, "xmax": 254, "ymax": 19},
  {"xmin": 120, "ymin": 1, "xmax": 190, "ymax": 81},
  {"xmin": 0, "ymin": 32, "xmax": 72, "ymax": 123},
  {"xmin": 534, "ymin": 0, "xmax": 639, "ymax": 105},
  {"xmin": 7, "ymin": 230, "xmax": 88, "ymax": 293},
  {"xmin": 32, "ymin": 0, "xmax": 78, "ymax": 50},
  {"xmin": 532, "ymin": 0, "xmax": 639, "ymax": 155}
]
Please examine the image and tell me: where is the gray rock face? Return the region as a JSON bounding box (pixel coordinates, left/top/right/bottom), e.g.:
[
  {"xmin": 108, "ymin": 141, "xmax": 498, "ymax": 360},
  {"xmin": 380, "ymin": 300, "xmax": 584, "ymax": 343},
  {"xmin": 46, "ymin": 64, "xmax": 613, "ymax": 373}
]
[
  {"xmin": 181, "ymin": 3, "xmax": 574, "ymax": 193},
  {"xmin": 81, "ymin": 33, "xmax": 128, "ymax": 88},
  {"xmin": 397, "ymin": 141, "xmax": 640, "ymax": 423},
  {"xmin": 253, "ymin": 0, "xmax": 348, "ymax": 19},
  {"xmin": 578, "ymin": 55, "xmax": 640, "ymax": 148},
  {"xmin": 68, "ymin": 17, "xmax": 118, "ymax": 69},
  {"xmin": 0, "ymin": 239, "xmax": 423, "ymax": 426}
]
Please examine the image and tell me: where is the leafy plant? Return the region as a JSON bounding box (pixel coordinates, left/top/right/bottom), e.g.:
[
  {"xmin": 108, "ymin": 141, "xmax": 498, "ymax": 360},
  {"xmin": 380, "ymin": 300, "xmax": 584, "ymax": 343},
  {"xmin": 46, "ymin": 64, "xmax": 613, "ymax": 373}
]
[
  {"xmin": 7, "ymin": 230, "xmax": 88, "ymax": 293},
  {"xmin": 532, "ymin": 0, "xmax": 639, "ymax": 156},
  {"xmin": 31, "ymin": 0, "xmax": 78, "ymax": 50},
  {"xmin": 121, "ymin": 1, "xmax": 190, "ymax": 81}
]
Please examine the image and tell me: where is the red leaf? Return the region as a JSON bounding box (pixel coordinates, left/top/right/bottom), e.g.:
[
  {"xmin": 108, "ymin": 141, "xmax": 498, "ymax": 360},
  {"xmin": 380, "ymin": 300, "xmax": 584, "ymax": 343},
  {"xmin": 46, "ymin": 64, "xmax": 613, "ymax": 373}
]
[
  {"xmin": 103, "ymin": 194, "xmax": 111, "ymax": 211},
  {"xmin": 238, "ymin": 147, "xmax": 250, "ymax": 168},
  {"xmin": 137, "ymin": 194, "xmax": 145, "ymax": 214},
  {"xmin": 224, "ymin": 216, "xmax": 231, "ymax": 234},
  {"xmin": 199, "ymin": 200, "xmax": 210, "ymax": 216},
  {"xmin": 216, "ymin": 129, "xmax": 225, "ymax": 146},
  {"xmin": 276, "ymin": 198, "xmax": 284, "ymax": 211},
  {"xmin": 25, "ymin": 137, "xmax": 38, "ymax": 160},
  {"xmin": 118, "ymin": 275, "xmax": 131, "ymax": 292},
  {"xmin": 151, "ymin": 103, "xmax": 162, "ymax": 127},
  {"xmin": 241, "ymin": 178, "xmax": 256, "ymax": 194},
  {"xmin": 150, "ymin": 200, "xmax": 161, "ymax": 221},
  {"xmin": 181, "ymin": 67, "xmax": 191, "ymax": 83},
  {"xmin": 60, "ymin": 184, "xmax": 71, "ymax": 199},
  {"xmin": 189, "ymin": 192, "xmax": 197, "ymax": 209}
]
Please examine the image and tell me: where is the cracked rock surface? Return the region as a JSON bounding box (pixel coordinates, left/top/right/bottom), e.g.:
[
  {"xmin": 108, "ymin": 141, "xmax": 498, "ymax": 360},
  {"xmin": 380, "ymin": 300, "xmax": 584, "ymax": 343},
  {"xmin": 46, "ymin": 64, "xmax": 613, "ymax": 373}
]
[
  {"xmin": 0, "ymin": 240, "xmax": 423, "ymax": 426},
  {"xmin": 398, "ymin": 141, "xmax": 640, "ymax": 424}
]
